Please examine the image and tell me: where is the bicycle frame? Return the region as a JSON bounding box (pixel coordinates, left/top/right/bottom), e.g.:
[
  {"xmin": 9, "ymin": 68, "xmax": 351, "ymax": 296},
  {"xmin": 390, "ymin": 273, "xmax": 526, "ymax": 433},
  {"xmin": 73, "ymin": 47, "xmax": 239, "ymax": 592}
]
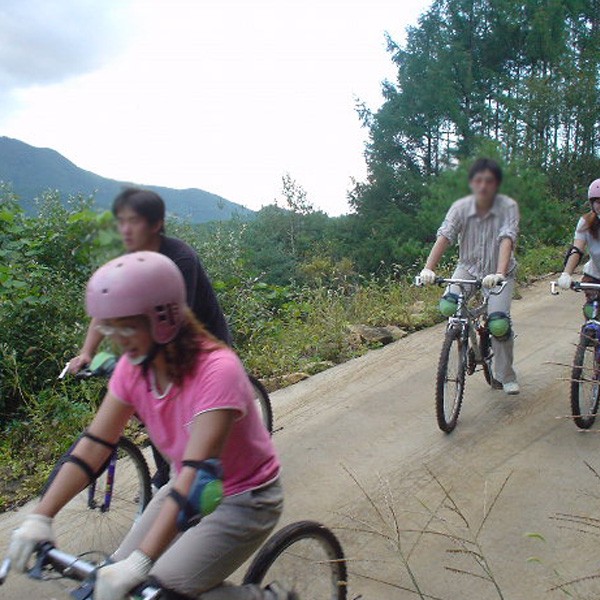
[
  {"xmin": 443, "ymin": 278, "xmax": 488, "ymax": 361},
  {"xmin": 417, "ymin": 276, "xmax": 507, "ymax": 363},
  {"xmin": 88, "ymin": 451, "xmax": 117, "ymax": 513}
]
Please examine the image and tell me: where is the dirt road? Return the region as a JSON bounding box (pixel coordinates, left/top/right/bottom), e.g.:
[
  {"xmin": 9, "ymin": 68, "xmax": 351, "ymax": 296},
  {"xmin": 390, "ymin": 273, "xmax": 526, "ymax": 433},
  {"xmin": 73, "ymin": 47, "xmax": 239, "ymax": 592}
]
[{"xmin": 2, "ymin": 279, "xmax": 599, "ymax": 599}]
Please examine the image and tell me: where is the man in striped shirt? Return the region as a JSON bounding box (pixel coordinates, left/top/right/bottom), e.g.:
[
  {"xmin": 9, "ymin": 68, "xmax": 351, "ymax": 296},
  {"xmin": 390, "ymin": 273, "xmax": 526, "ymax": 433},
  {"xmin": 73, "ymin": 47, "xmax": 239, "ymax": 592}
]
[{"xmin": 419, "ymin": 158, "xmax": 520, "ymax": 395}]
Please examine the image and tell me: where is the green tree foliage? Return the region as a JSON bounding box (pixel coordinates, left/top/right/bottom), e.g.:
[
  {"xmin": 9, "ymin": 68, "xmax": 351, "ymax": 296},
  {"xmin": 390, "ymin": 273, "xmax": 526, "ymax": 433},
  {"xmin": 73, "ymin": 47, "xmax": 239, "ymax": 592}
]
[
  {"xmin": 0, "ymin": 187, "xmax": 120, "ymax": 416},
  {"xmin": 355, "ymin": 0, "xmax": 599, "ymax": 219}
]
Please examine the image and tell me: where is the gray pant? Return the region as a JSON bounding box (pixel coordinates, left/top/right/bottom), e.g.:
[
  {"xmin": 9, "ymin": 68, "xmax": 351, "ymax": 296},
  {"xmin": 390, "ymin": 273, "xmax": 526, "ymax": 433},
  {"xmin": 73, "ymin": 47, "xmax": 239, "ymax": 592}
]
[
  {"xmin": 448, "ymin": 267, "xmax": 517, "ymax": 384},
  {"xmin": 113, "ymin": 480, "xmax": 284, "ymax": 599}
]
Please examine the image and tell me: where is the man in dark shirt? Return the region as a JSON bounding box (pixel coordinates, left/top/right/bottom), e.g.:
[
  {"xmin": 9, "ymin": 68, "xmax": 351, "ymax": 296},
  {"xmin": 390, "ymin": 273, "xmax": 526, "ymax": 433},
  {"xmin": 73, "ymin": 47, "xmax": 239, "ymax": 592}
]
[
  {"xmin": 69, "ymin": 187, "xmax": 232, "ymax": 487},
  {"xmin": 69, "ymin": 188, "xmax": 231, "ymax": 373},
  {"xmin": 159, "ymin": 237, "xmax": 231, "ymax": 344}
]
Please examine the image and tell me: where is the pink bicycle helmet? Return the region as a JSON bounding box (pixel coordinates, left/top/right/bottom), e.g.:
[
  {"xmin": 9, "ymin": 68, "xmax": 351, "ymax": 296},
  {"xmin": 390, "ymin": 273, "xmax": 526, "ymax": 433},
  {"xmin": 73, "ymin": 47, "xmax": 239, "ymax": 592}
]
[
  {"xmin": 86, "ymin": 251, "xmax": 186, "ymax": 344},
  {"xmin": 588, "ymin": 179, "xmax": 600, "ymax": 200}
]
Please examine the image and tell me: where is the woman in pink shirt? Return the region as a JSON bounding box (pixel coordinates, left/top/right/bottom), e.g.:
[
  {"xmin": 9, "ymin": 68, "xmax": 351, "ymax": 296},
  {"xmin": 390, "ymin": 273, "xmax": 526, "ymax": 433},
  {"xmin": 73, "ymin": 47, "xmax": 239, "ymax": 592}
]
[{"xmin": 8, "ymin": 252, "xmax": 291, "ymax": 600}]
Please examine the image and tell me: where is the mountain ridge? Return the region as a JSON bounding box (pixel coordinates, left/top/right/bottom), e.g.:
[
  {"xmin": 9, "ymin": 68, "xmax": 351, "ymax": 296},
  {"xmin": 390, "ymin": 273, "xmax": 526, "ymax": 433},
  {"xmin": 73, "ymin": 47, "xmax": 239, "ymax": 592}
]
[{"xmin": 0, "ymin": 136, "xmax": 251, "ymax": 223}]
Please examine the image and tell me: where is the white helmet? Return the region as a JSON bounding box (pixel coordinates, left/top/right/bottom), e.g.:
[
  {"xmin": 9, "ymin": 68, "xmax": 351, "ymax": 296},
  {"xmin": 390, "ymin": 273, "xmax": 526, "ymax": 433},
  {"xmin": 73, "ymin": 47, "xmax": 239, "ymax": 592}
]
[{"xmin": 588, "ymin": 179, "xmax": 600, "ymax": 200}]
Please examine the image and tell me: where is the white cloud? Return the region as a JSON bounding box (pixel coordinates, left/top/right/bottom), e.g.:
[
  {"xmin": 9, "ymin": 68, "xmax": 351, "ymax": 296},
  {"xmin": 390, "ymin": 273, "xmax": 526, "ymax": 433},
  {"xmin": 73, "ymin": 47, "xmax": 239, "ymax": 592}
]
[
  {"xmin": 1, "ymin": 0, "xmax": 432, "ymax": 215},
  {"xmin": 0, "ymin": 0, "xmax": 131, "ymax": 90}
]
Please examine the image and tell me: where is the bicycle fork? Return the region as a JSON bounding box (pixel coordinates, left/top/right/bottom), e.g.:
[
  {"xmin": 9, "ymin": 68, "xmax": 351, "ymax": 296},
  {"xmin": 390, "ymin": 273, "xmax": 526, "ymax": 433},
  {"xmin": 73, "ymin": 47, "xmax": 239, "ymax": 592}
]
[{"xmin": 87, "ymin": 449, "xmax": 117, "ymax": 512}]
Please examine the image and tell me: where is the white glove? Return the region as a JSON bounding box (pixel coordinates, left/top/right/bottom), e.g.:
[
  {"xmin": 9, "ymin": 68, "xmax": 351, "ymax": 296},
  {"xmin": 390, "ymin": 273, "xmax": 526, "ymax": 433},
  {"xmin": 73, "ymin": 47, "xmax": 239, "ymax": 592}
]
[
  {"xmin": 557, "ymin": 272, "xmax": 572, "ymax": 290},
  {"xmin": 8, "ymin": 514, "xmax": 54, "ymax": 572},
  {"xmin": 482, "ymin": 273, "xmax": 504, "ymax": 289},
  {"xmin": 419, "ymin": 268, "xmax": 436, "ymax": 285},
  {"xmin": 94, "ymin": 550, "xmax": 153, "ymax": 600}
]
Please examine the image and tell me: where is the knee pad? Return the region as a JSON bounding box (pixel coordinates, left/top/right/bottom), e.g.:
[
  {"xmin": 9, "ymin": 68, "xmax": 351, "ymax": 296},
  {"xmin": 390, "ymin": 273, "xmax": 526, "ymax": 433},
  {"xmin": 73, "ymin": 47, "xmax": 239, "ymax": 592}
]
[
  {"xmin": 584, "ymin": 300, "xmax": 600, "ymax": 320},
  {"xmin": 439, "ymin": 292, "xmax": 460, "ymax": 317},
  {"xmin": 487, "ymin": 312, "xmax": 511, "ymax": 341}
]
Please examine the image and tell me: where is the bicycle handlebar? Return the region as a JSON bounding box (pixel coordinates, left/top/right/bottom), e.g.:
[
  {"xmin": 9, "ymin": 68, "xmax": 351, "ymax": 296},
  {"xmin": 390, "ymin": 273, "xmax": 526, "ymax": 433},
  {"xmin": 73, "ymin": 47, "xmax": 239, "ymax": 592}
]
[
  {"xmin": 550, "ymin": 280, "xmax": 600, "ymax": 296},
  {"xmin": 58, "ymin": 352, "xmax": 117, "ymax": 381},
  {"xmin": 0, "ymin": 543, "xmax": 161, "ymax": 599},
  {"xmin": 58, "ymin": 363, "xmax": 103, "ymax": 381},
  {"xmin": 414, "ymin": 276, "xmax": 507, "ymax": 295}
]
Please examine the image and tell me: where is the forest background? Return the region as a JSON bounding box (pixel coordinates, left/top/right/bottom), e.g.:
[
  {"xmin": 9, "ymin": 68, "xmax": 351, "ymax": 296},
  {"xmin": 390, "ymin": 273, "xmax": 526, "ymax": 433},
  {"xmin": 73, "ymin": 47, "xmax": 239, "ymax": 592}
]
[{"xmin": 0, "ymin": 0, "xmax": 598, "ymax": 508}]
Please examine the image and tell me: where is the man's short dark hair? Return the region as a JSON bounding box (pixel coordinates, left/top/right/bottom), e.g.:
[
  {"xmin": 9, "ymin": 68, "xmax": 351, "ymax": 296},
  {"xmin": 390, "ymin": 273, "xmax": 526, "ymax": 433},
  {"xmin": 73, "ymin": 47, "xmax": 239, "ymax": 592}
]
[
  {"xmin": 112, "ymin": 187, "xmax": 166, "ymax": 231},
  {"xmin": 468, "ymin": 158, "xmax": 503, "ymax": 184}
]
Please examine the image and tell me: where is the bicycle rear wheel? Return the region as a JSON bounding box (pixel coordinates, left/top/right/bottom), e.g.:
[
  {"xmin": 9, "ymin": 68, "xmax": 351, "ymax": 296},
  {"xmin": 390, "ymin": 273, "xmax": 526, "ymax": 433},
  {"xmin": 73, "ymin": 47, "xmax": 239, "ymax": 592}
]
[
  {"xmin": 243, "ymin": 520, "xmax": 347, "ymax": 600},
  {"xmin": 47, "ymin": 437, "xmax": 151, "ymax": 556},
  {"xmin": 249, "ymin": 374, "xmax": 274, "ymax": 434},
  {"xmin": 436, "ymin": 326, "xmax": 467, "ymax": 433},
  {"xmin": 479, "ymin": 328, "xmax": 497, "ymax": 387},
  {"xmin": 571, "ymin": 333, "xmax": 600, "ymax": 429}
]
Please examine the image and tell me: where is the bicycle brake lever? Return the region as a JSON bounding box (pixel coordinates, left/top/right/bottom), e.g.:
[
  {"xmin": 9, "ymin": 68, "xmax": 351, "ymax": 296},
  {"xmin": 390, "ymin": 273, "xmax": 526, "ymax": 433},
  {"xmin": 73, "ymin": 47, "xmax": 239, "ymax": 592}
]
[
  {"xmin": 59, "ymin": 363, "xmax": 70, "ymax": 380},
  {"xmin": 0, "ymin": 557, "xmax": 11, "ymax": 584},
  {"xmin": 28, "ymin": 542, "xmax": 56, "ymax": 580},
  {"xmin": 70, "ymin": 579, "xmax": 95, "ymax": 600}
]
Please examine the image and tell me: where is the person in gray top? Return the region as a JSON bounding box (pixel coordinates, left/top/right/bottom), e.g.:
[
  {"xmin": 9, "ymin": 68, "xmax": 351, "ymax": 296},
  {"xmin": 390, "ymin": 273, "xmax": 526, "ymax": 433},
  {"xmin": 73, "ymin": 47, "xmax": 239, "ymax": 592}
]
[
  {"xmin": 419, "ymin": 158, "xmax": 521, "ymax": 395},
  {"xmin": 558, "ymin": 178, "xmax": 600, "ymax": 300}
]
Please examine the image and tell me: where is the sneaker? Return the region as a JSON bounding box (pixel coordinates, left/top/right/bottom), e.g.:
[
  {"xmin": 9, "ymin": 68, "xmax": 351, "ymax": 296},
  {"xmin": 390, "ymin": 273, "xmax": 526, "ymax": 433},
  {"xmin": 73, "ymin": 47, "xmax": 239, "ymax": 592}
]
[
  {"xmin": 265, "ymin": 582, "xmax": 299, "ymax": 600},
  {"xmin": 503, "ymin": 381, "xmax": 520, "ymax": 395}
]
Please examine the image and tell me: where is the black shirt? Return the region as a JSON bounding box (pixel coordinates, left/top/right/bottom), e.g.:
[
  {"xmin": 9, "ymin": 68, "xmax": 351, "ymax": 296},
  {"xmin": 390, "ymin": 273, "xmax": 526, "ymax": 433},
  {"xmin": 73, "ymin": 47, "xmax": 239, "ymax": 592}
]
[{"xmin": 159, "ymin": 236, "xmax": 232, "ymax": 345}]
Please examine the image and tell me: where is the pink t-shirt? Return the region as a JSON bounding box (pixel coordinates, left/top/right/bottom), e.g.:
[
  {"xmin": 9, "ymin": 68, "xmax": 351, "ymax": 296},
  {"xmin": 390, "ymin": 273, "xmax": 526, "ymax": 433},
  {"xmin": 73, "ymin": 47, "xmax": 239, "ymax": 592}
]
[{"xmin": 109, "ymin": 345, "xmax": 280, "ymax": 497}]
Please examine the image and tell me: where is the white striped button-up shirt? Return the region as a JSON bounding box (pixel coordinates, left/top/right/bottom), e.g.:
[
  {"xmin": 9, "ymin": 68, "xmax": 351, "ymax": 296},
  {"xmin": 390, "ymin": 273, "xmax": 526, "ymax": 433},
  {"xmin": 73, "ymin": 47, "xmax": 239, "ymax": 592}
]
[{"xmin": 437, "ymin": 194, "xmax": 519, "ymax": 278}]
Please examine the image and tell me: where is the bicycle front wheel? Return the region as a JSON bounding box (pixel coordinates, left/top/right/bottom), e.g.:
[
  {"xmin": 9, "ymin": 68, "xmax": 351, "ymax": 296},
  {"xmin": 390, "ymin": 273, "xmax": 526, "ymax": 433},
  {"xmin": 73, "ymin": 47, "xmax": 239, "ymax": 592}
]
[
  {"xmin": 571, "ymin": 333, "xmax": 600, "ymax": 429},
  {"xmin": 49, "ymin": 437, "xmax": 151, "ymax": 556},
  {"xmin": 243, "ymin": 520, "xmax": 347, "ymax": 600},
  {"xmin": 249, "ymin": 374, "xmax": 274, "ymax": 434},
  {"xmin": 436, "ymin": 326, "xmax": 467, "ymax": 433}
]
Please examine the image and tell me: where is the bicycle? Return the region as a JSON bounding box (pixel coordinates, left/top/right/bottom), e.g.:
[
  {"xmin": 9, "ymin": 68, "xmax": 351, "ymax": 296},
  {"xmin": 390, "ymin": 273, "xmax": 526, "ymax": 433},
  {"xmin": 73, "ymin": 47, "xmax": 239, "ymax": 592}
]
[
  {"xmin": 551, "ymin": 280, "xmax": 600, "ymax": 429},
  {"xmin": 45, "ymin": 352, "xmax": 274, "ymax": 556},
  {"xmin": 415, "ymin": 276, "xmax": 507, "ymax": 433},
  {"xmin": 0, "ymin": 520, "xmax": 348, "ymax": 599}
]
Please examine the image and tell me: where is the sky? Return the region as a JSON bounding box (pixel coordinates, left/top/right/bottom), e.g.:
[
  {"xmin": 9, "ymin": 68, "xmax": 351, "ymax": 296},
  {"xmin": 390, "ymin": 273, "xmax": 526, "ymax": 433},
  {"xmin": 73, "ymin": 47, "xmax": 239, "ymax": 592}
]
[{"xmin": 0, "ymin": 0, "xmax": 432, "ymax": 216}]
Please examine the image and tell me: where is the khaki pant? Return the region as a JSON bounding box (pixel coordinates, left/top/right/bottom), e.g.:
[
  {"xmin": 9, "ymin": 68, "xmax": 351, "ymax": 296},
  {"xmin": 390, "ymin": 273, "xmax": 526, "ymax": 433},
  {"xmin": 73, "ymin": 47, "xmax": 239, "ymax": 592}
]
[
  {"xmin": 113, "ymin": 480, "xmax": 284, "ymax": 599},
  {"xmin": 448, "ymin": 267, "xmax": 517, "ymax": 384}
]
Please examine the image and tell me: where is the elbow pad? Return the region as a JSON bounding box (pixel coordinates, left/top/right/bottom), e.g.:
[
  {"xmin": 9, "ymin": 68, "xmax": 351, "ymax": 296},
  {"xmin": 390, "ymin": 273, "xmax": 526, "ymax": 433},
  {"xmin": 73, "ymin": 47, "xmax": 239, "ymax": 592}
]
[
  {"xmin": 563, "ymin": 245, "xmax": 584, "ymax": 269},
  {"xmin": 169, "ymin": 458, "xmax": 224, "ymax": 531}
]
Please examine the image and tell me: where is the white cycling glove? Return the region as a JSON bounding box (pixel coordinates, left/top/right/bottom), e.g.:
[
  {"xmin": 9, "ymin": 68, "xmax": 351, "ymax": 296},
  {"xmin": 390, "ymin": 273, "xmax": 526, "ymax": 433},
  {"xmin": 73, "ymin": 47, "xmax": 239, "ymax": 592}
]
[
  {"xmin": 482, "ymin": 273, "xmax": 504, "ymax": 289},
  {"xmin": 557, "ymin": 272, "xmax": 572, "ymax": 290},
  {"xmin": 419, "ymin": 268, "xmax": 436, "ymax": 285},
  {"xmin": 94, "ymin": 550, "xmax": 153, "ymax": 600},
  {"xmin": 8, "ymin": 514, "xmax": 55, "ymax": 572}
]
